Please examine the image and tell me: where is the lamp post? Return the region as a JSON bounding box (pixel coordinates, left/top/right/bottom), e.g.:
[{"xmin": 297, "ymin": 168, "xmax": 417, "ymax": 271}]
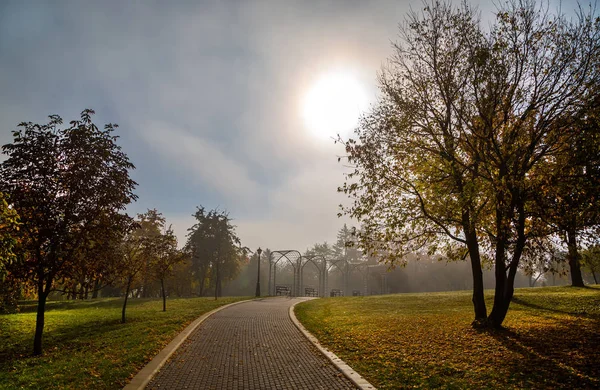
[{"xmin": 255, "ymin": 247, "xmax": 262, "ymax": 297}]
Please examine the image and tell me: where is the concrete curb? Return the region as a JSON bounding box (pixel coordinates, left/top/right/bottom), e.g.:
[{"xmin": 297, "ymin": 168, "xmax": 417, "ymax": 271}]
[
  {"xmin": 289, "ymin": 299, "xmax": 377, "ymax": 390},
  {"xmin": 123, "ymin": 299, "xmax": 253, "ymax": 390}
]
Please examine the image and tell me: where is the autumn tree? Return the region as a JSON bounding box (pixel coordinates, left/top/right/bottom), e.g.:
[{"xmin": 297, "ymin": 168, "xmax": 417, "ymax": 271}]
[
  {"xmin": 531, "ymin": 92, "xmax": 600, "ymax": 286},
  {"xmin": 149, "ymin": 225, "xmax": 185, "ymax": 311},
  {"xmin": 340, "ymin": 1, "xmax": 490, "ymax": 322},
  {"xmin": 0, "ymin": 193, "xmax": 19, "ymax": 280},
  {"xmin": 0, "ymin": 110, "xmax": 137, "ymax": 354},
  {"xmin": 340, "ymin": 0, "xmax": 600, "ymax": 327},
  {"xmin": 119, "ymin": 209, "xmax": 164, "ymax": 323},
  {"xmin": 581, "ymin": 245, "xmax": 600, "ymax": 284},
  {"xmin": 0, "ymin": 192, "xmax": 21, "ymax": 313}
]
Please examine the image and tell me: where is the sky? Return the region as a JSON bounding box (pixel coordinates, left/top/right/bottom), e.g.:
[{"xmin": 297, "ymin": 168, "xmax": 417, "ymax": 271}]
[{"xmin": 0, "ymin": 0, "xmax": 508, "ymax": 252}]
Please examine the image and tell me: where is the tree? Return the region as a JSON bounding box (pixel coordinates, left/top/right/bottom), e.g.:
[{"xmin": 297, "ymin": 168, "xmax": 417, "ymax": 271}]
[
  {"xmin": 149, "ymin": 225, "xmax": 185, "ymax": 311},
  {"xmin": 0, "ymin": 193, "xmax": 19, "ymax": 281},
  {"xmin": 531, "ymin": 92, "xmax": 600, "ymax": 286},
  {"xmin": 333, "ymin": 224, "xmax": 361, "ymax": 262},
  {"xmin": 340, "ymin": 0, "xmax": 490, "ymax": 322},
  {"xmin": 165, "ymin": 254, "xmax": 196, "ymax": 297},
  {"xmin": 340, "ymin": 0, "xmax": 600, "ymax": 328},
  {"xmin": 305, "ymin": 242, "xmax": 335, "ymax": 258},
  {"xmin": 119, "ymin": 209, "xmax": 164, "ymax": 323},
  {"xmin": 0, "ymin": 110, "xmax": 137, "ymax": 354},
  {"xmin": 186, "ymin": 207, "xmax": 243, "ymax": 299},
  {"xmin": 0, "ymin": 192, "xmax": 21, "ymax": 313},
  {"xmin": 581, "ymin": 245, "xmax": 600, "ymax": 284}
]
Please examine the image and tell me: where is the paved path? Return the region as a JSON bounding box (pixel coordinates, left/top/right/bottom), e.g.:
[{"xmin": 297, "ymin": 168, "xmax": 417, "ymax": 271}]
[{"xmin": 146, "ymin": 297, "xmax": 356, "ymax": 390}]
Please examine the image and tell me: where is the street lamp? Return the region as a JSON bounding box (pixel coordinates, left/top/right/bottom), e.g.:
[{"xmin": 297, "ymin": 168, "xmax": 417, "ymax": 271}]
[{"xmin": 255, "ymin": 247, "xmax": 262, "ymax": 297}]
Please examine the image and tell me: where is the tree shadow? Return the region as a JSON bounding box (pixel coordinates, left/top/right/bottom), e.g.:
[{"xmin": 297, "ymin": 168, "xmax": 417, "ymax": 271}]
[
  {"xmin": 511, "ymin": 296, "xmax": 600, "ymax": 319},
  {"xmin": 0, "ymin": 316, "xmax": 127, "ymax": 363},
  {"xmin": 16, "ymin": 298, "xmax": 150, "ymax": 313},
  {"xmin": 486, "ymin": 321, "xmax": 600, "ymax": 389}
]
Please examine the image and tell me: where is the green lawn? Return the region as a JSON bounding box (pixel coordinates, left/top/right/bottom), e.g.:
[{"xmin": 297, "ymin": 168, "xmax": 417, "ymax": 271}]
[
  {"xmin": 295, "ymin": 286, "xmax": 600, "ymax": 390},
  {"xmin": 0, "ymin": 296, "xmax": 249, "ymax": 390}
]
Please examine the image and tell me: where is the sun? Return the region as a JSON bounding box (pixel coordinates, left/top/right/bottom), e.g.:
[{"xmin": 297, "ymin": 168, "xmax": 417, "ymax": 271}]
[{"xmin": 302, "ymin": 71, "xmax": 368, "ymax": 141}]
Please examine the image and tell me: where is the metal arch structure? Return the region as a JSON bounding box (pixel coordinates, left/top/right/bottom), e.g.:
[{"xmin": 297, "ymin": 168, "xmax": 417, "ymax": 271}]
[
  {"xmin": 299, "ymin": 255, "xmax": 327, "ymax": 297},
  {"xmin": 325, "ymin": 259, "xmax": 371, "ymax": 296},
  {"xmin": 268, "ymin": 249, "xmax": 380, "ymax": 297},
  {"xmin": 325, "ymin": 258, "xmax": 348, "ymax": 295},
  {"xmin": 269, "ymin": 250, "xmax": 302, "ymax": 297}
]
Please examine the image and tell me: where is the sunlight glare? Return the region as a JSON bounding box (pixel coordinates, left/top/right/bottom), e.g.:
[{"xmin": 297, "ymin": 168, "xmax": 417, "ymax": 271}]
[{"xmin": 302, "ymin": 72, "xmax": 368, "ymax": 141}]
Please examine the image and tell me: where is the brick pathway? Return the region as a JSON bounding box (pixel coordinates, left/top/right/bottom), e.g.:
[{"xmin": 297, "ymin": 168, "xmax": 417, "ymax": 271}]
[{"xmin": 146, "ymin": 297, "xmax": 356, "ymax": 390}]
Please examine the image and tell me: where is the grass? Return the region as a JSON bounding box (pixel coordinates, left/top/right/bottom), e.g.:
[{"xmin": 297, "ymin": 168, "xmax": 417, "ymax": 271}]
[
  {"xmin": 295, "ymin": 286, "xmax": 600, "ymax": 390},
  {"xmin": 0, "ymin": 296, "xmax": 249, "ymax": 390}
]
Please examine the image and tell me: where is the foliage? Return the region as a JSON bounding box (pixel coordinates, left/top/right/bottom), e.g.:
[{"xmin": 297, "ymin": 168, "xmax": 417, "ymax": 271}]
[
  {"xmin": 0, "ymin": 296, "xmax": 248, "ymax": 390},
  {"xmin": 304, "ymin": 241, "xmax": 335, "ymax": 258},
  {"xmin": 0, "ymin": 192, "xmax": 21, "ymax": 313},
  {"xmin": 186, "ymin": 207, "xmax": 243, "ymax": 298},
  {"xmin": 118, "ymin": 209, "xmax": 170, "ymax": 323},
  {"xmin": 339, "ymin": 0, "xmax": 600, "ymax": 327},
  {"xmin": 531, "ymin": 92, "xmax": 600, "ymax": 286},
  {"xmin": 333, "ymin": 224, "xmax": 360, "ymax": 261},
  {"xmin": 0, "ymin": 109, "xmax": 137, "ymax": 354},
  {"xmin": 582, "ymin": 245, "xmax": 600, "ymax": 284},
  {"xmin": 296, "ymin": 286, "xmax": 600, "ymax": 389},
  {"xmin": 147, "ymin": 222, "xmax": 186, "ymax": 311},
  {"xmin": 0, "ymin": 192, "xmax": 19, "ymax": 279}
]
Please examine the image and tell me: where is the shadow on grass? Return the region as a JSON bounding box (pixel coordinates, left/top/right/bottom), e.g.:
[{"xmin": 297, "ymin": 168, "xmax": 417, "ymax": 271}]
[
  {"xmin": 0, "ymin": 316, "xmax": 127, "ymax": 363},
  {"xmin": 16, "ymin": 298, "xmax": 151, "ymax": 313},
  {"xmin": 511, "ymin": 293, "xmax": 600, "ymax": 320},
  {"xmin": 487, "ymin": 320, "xmax": 600, "ymax": 389}
]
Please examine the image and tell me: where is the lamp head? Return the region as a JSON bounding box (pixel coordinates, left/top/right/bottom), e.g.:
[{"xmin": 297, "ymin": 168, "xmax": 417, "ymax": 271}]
[{"xmin": 257, "ymin": 247, "xmax": 262, "ymax": 256}]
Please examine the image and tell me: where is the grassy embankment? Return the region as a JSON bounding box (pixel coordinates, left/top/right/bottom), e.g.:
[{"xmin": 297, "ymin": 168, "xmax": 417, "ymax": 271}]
[
  {"xmin": 295, "ymin": 286, "xmax": 600, "ymax": 389},
  {"xmin": 0, "ymin": 296, "xmax": 249, "ymax": 390}
]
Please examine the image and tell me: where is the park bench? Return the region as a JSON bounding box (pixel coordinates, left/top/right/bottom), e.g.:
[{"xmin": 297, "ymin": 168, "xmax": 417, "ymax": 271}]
[
  {"xmin": 304, "ymin": 287, "xmax": 318, "ymax": 297},
  {"xmin": 275, "ymin": 285, "xmax": 291, "ymax": 296},
  {"xmin": 330, "ymin": 289, "xmax": 343, "ymax": 297},
  {"xmin": 352, "ymin": 290, "xmax": 361, "ymax": 296}
]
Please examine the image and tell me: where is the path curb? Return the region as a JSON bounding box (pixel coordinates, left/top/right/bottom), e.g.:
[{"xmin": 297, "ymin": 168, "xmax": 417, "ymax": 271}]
[
  {"xmin": 123, "ymin": 299, "xmax": 253, "ymax": 390},
  {"xmin": 289, "ymin": 299, "xmax": 377, "ymax": 390}
]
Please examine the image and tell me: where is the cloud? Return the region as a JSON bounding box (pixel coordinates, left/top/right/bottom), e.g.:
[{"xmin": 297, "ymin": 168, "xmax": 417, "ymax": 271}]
[
  {"xmin": 0, "ymin": 0, "xmax": 416, "ymax": 254},
  {"xmin": 139, "ymin": 121, "xmax": 261, "ymax": 206}
]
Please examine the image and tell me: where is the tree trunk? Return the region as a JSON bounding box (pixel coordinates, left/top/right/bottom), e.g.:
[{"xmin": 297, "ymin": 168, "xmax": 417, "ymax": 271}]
[
  {"xmin": 591, "ymin": 269, "xmax": 598, "ymax": 284},
  {"xmin": 91, "ymin": 278, "xmax": 100, "ymax": 299},
  {"xmin": 198, "ymin": 266, "xmax": 206, "ymax": 296},
  {"xmin": 465, "ymin": 228, "xmax": 487, "ymax": 323},
  {"xmin": 161, "ymin": 278, "xmax": 166, "ymax": 312},
  {"xmin": 566, "ymin": 228, "xmax": 585, "ymax": 287},
  {"xmin": 487, "ymin": 198, "xmax": 525, "ymax": 328},
  {"xmin": 214, "ymin": 263, "xmax": 220, "ymax": 300},
  {"xmin": 33, "ymin": 276, "xmax": 50, "ymax": 356},
  {"xmin": 487, "ymin": 194, "xmax": 511, "ymax": 329},
  {"xmin": 121, "ymin": 279, "xmax": 131, "ymax": 324}
]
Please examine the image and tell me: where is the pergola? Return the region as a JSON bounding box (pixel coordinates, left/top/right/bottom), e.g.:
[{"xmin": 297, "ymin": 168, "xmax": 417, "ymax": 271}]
[{"xmin": 267, "ymin": 250, "xmax": 386, "ymax": 297}]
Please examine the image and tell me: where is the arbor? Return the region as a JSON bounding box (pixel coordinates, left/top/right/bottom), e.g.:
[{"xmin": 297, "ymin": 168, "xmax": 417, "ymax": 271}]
[
  {"xmin": 340, "ymin": 1, "xmax": 600, "ymax": 327},
  {"xmin": 0, "ymin": 110, "xmax": 137, "ymax": 354}
]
